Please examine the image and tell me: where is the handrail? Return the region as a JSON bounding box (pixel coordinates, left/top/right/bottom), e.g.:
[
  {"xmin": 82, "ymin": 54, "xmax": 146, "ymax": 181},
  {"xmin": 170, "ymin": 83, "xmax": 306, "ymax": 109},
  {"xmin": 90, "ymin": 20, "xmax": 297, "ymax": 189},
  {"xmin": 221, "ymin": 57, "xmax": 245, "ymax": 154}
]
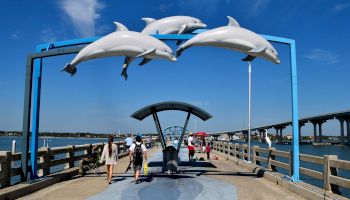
[
  {"xmin": 0, "ymin": 140, "xmax": 155, "ymax": 188},
  {"xmin": 212, "ymin": 141, "xmax": 348, "ymax": 195}
]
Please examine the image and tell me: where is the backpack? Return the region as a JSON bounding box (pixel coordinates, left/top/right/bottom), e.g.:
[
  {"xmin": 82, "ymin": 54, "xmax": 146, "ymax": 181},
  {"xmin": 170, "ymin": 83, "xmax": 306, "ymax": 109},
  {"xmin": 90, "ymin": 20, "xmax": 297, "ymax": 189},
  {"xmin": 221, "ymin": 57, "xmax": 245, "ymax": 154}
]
[{"xmin": 133, "ymin": 143, "xmax": 143, "ymax": 163}]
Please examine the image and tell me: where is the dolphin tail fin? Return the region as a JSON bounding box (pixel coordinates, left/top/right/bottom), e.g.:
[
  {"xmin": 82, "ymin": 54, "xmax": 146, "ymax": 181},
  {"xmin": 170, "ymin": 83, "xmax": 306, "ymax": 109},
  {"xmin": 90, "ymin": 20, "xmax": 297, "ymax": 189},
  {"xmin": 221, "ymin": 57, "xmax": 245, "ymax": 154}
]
[
  {"xmin": 120, "ymin": 57, "xmax": 134, "ymax": 80},
  {"xmin": 242, "ymin": 55, "xmax": 256, "ymax": 62},
  {"xmin": 176, "ymin": 45, "xmax": 187, "ymax": 57},
  {"xmin": 121, "ymin": 68, "xmax": 128, "ymax": 80},
  {"xmin": 61, "ymin": 63, "xmax": 77, "ymax": 76},
  {"xmin": 176, "ymin": 40, "xmax": 183, "ymax": 45}
]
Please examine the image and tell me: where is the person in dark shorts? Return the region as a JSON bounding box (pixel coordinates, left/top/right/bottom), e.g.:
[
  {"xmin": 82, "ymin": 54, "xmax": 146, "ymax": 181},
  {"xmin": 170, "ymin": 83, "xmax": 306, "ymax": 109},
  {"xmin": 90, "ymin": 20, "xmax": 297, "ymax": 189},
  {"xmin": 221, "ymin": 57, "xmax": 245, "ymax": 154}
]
[{"xmin": 129, "ymin": 135, "xmax": 147, "ymax": 183}]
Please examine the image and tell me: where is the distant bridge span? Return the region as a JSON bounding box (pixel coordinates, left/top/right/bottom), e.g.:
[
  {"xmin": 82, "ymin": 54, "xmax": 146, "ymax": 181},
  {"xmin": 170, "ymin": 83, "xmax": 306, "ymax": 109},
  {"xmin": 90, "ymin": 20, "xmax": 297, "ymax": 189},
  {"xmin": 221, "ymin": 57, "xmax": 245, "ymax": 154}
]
[{"xmin": 213, "ymin": 109, "xmax": 350, "ymax": 143}]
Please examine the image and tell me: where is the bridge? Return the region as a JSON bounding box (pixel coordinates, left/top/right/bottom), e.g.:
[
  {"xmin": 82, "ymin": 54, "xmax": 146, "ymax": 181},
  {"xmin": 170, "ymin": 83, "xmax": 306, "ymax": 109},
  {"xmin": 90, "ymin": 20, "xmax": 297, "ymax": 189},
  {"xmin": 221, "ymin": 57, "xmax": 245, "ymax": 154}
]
[
  {"xmin": 1, "ymin": 141, "xmax": 348, "ymax": 199},
  {"xmin": 213, "ymin": 109, "xmax": 350, "ymax": 143}
]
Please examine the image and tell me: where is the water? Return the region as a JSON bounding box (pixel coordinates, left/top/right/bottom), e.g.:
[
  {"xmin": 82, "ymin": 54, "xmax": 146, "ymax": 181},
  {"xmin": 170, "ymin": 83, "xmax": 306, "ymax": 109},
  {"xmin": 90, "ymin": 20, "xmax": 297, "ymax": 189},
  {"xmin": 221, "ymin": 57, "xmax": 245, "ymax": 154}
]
[
  {"xmin": 232, "ymin": 140, "xmax": 350, "ymax": 198},
  {"xmin": 0, "ymin": 136, "xmax": 108, "ymax": 152}
]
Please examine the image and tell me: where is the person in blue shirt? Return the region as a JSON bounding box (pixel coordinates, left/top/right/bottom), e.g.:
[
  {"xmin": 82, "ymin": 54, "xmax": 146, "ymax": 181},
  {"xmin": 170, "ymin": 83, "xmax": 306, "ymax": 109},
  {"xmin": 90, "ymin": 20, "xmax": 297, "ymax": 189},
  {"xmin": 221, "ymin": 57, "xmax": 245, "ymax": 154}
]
[{"xmin": 124, "ymin": 133, "xmax": 133, "ymax": 150}]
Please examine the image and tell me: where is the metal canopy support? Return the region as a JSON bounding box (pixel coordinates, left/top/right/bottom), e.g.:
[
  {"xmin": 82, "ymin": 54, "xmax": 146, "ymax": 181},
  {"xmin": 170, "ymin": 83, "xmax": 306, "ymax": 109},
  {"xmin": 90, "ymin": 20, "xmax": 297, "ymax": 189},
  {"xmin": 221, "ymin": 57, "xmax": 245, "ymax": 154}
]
[
  {"xmin": 30, "ymin": 57, "xmax": 42, "ymax": 179},
  {"xmin": 177, "ymin": 111, "xmax": 191, "ymax": 151},
  {"xmin": 21, "ymin": 56, "xmax": 34, "ymax": 181},
  {"xmin": 152, "ymin": 110, "xmax": 166, "ymax": 149}
]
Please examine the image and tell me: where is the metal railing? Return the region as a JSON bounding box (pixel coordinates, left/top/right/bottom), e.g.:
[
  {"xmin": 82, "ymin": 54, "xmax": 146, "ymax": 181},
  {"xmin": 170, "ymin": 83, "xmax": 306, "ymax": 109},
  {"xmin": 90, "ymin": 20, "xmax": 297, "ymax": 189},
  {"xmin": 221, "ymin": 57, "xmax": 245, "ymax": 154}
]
[
  {"xmin": 213, "ymin": 141, "xmax": 350, "ymax": 194},
  {"xmin": 0, "ymin": 141, "xmax": 130, "ymax": 188}
]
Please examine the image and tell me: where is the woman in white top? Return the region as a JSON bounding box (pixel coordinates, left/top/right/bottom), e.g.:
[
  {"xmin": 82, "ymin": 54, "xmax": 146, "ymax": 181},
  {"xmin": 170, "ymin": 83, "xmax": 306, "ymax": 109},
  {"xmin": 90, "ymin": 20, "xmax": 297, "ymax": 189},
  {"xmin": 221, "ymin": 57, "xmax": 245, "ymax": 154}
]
[{"xmin": 100, "ymin": 135, "xmax": 118, "ymax": 184}]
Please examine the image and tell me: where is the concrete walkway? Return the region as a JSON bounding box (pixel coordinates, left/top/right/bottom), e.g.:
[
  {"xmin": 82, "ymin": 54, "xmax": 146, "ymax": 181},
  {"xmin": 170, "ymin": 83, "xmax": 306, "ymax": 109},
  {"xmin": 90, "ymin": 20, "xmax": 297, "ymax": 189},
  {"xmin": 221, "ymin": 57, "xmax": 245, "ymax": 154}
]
[{"xmin": 19, "ymin": 147, "xmax": 305, "ymax": 200}]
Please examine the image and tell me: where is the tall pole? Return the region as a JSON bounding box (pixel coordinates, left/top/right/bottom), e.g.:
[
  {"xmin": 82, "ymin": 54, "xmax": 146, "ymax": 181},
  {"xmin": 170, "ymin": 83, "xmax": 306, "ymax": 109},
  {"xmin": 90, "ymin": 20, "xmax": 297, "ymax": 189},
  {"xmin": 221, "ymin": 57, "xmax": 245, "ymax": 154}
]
[{"xmin": 248, "ymin": 61, "xmax": 251, "ymax": 162}]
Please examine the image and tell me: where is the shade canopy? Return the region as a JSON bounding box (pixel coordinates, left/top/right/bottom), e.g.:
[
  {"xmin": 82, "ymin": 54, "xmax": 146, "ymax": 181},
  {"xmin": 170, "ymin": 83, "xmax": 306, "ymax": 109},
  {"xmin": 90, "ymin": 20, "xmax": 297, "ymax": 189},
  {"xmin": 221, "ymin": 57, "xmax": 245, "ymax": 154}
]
[
  {"xmin": 195, "ymin": 131, "xmax": 209, "ymax": 137},
  {"xmin": 131, "ymin": 101, "xmax": 212, "ymax": 121}
]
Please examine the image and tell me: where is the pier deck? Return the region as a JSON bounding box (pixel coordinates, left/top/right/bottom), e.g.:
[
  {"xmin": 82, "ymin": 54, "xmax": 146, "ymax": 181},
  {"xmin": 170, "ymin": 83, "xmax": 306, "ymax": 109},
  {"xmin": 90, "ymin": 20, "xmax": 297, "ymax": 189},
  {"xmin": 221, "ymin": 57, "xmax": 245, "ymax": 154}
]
[{"xmin": 18, "ymin": 147, "xmax": 305, "ymax": 200}]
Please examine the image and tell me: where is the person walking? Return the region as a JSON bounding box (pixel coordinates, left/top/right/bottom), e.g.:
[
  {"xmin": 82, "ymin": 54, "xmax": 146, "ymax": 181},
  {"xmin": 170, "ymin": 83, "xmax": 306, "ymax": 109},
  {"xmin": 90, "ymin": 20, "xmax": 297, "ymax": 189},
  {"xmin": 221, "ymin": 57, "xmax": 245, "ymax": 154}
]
[
  {"xmin": 187, "ymin": 132, "xmax": 195, "ymax": 162},
  {"xmin": 129, "ymin": 135, "xmax": 147, "ymax": 183},
  {"xmin": 100, "ymin": 135, "xmax": 118, "ymax": 184},
  {"xmin": 205, "ymin": 143, "xmax": 211, "ymax": 160},
  {"xmin": 124, "ymin": 133, "xmax": 133, "ymax": 151}
]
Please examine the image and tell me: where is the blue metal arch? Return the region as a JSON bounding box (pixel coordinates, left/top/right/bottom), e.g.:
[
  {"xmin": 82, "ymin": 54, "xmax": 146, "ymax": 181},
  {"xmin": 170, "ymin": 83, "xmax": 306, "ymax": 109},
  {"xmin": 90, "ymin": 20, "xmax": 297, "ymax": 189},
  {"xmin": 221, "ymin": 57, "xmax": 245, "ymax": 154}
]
[{"xmin": 25, "ymin": 29, "xmax": 299, "ymax": 181}]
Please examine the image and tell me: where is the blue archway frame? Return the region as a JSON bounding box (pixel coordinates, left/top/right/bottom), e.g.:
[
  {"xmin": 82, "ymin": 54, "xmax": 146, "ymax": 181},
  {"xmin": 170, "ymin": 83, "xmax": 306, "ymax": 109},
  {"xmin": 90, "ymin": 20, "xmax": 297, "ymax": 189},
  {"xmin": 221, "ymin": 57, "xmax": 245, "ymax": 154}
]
[{"xmin": 21, "ymin": 29, "xmax": 300, "ymax": 182}]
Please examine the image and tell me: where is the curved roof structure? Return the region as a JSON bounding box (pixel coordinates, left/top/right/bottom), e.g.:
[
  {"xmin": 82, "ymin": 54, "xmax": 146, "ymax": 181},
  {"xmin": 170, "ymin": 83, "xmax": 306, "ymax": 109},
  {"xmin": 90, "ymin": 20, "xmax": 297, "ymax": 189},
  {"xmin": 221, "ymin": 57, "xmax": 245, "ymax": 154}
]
[{"xmin": 131, "ymin": 101, "xmax": 212, "ymax": 121}]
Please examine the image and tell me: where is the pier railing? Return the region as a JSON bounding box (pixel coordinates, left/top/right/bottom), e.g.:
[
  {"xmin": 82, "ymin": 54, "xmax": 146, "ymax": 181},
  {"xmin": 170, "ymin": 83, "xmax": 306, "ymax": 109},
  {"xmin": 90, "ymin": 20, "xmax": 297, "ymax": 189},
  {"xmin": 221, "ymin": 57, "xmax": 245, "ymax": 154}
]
[
  {"xmin": 0, "ymin": 141, "xmax": 130, "ymax": 188},
  {"xmin": 213, "ymin": 141, "xmax": 350, "ymax": 194}
]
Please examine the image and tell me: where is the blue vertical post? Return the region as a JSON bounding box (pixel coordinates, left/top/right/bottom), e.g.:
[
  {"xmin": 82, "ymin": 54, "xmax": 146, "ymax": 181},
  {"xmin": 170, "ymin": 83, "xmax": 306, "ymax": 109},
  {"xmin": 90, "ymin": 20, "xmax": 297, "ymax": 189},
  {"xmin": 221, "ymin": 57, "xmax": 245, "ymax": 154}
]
[
  {"xmin": 30, "ymin": 55, "xmax": 42, "ymax": 179},
  {"xmin": 290, "ymin": 40, "xmax": 300, "ymax": 182}
]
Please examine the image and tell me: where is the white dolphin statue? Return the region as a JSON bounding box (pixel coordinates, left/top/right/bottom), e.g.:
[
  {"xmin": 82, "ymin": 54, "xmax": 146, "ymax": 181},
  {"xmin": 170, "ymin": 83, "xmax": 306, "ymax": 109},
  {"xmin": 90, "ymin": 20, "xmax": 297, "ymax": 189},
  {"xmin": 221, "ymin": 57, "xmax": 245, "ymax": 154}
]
[
  {"xmin": 62, "ymin": 22, "xmax": 177, "ymax": 80},
  {"xmin": 141, "ymin": 16, "xmax": 207, "ymax": 35},
  {"xmin": 176, "ymin": 16, "xmax": 280, "ymax": 64}
]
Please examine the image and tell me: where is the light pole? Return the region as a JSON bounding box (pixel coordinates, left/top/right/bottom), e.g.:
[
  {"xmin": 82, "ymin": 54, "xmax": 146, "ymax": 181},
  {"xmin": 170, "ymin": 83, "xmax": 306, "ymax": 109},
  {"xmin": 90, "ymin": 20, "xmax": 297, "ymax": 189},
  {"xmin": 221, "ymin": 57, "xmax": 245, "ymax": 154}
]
[{"xmin": 247, "ymin": 61, "xmax": 252, "ymax": 162}]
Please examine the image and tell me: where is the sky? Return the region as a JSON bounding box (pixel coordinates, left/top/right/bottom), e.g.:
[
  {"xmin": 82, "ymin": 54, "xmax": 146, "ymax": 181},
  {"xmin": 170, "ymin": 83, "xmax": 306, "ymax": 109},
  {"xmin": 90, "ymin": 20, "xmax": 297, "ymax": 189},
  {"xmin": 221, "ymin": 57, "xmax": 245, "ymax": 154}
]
[{"xmin": 0, "ymin": 0, "xmax": 350, "ymax": 136}]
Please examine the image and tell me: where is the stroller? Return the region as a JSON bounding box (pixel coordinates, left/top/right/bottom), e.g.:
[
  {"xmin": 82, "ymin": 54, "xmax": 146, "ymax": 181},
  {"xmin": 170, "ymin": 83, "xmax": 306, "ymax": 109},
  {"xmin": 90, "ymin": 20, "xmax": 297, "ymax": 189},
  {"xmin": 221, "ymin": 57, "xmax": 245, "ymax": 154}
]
[{"xmin": 80, "ymin": 147, "xmax": 101, "ymax": 176}]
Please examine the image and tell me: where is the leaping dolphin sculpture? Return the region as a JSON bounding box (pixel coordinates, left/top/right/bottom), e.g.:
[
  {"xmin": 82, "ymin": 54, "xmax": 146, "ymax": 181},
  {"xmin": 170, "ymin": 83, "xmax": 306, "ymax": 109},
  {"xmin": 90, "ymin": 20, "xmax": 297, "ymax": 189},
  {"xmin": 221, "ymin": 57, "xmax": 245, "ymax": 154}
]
[
  {"xmin": 62, "ymin": 22, "xmax": 177, "ymax": 80},
  {"xmin": 176, "ymin": 16, "xmax": 280, "ymax": 64},
  {"xmin": 141, "ymin": 16, "xmax": 207, "ymax": 35}
]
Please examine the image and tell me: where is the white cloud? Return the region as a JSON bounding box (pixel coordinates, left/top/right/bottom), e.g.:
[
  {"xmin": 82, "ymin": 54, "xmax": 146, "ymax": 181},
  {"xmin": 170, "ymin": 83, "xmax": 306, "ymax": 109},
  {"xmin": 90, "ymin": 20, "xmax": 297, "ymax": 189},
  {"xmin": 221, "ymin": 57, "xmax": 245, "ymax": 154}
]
[
  {"xmin": 10, "ymin": 32, "xmax": 20, "ymax": 40},
  {"xmin": 250, "ymin": 0, "xmax": 271, "ymax": 16},
  {"xmin": 305, "ymin": 49, "xmax": 339, "ymax": 64},
  {"xmin": 332, "ymin": 2, "xmax": 350, "ymax": 12},
  {"xmin": 40, "ymin": 27, "xmax": 57, "ymax": 43},
  {"xmin": 59, "ymin": 0, "xmax": 105, "ymax": 37},
  {"xmin": 156, "ymin": 3, "xmax": 175, "ymax": 13}
]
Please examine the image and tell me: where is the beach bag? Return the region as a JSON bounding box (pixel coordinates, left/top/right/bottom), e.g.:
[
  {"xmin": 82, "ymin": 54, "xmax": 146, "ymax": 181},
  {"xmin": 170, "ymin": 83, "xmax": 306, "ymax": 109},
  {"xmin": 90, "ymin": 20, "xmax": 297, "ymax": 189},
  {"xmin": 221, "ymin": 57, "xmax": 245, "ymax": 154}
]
[{"xmin": 143, "ymin": 161, "xmax": 148, "ymax": 176}]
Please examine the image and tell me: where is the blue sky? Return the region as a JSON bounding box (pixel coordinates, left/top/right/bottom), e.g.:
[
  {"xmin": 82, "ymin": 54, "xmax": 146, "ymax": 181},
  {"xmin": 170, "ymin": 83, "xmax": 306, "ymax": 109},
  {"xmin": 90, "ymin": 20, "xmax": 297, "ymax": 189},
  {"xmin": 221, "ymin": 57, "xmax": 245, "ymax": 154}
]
[{"xmin": 0, "ymin": 0, "xmax": 349, "ymax": 135}]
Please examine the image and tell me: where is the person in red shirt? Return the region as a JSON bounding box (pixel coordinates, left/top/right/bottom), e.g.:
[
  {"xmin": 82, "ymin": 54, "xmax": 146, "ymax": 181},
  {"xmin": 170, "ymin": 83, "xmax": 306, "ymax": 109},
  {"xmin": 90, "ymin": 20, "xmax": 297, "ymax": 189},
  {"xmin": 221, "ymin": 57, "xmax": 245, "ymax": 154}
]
[{"xmin": 205, "ymin": 143, "xmax": 211, "ymax": 160}]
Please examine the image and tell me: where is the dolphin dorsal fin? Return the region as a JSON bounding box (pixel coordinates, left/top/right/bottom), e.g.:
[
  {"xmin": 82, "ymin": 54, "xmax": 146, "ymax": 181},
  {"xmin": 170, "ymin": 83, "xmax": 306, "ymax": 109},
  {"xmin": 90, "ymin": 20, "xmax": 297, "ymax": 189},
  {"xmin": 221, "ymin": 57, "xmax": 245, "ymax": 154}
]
[
  {"xmin": 113, "ymin": 22, "xmax": 129, "ymax": 31},
  {"xmin": 227, "ymin": 16, "xmax": 240, "ymax": 27},
  {"xmin": 142, "ymin": 18, "xmax": 156, "ymax": 26}
]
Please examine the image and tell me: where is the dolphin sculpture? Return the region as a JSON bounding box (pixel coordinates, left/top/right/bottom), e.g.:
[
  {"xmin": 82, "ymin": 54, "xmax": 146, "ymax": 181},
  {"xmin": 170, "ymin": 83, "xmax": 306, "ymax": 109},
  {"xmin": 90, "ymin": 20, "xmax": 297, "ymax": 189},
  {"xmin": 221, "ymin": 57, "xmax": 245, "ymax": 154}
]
[
  {"xmin": 62, "ymin": 22, "xmax": 177, "ymax": 80},
  {"xmin": 176, "ymin": 16, "xmax": 280, "ymax": 64},
  {"xmin": 141, "ymin": 16, "xmax": 207, "ymax": 35}
]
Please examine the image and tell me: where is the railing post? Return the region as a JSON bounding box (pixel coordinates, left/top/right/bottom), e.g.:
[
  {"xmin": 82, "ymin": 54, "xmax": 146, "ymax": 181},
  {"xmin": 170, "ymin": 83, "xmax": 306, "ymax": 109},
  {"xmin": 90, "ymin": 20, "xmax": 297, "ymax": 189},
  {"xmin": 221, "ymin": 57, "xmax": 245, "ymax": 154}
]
[
  {"xmin": 323, "ymin": 155, "xmax": 340, "ymax": 194},
  {"xmin": 43, "ymin": 147, "xmax": 50, "ymax": 176},
  {"xmin": 66, "ymin": 145, "xmax": 75, "ymax": 169},
  {"xmin": 267, "ymin": 147, "xmax": 276, "ymax": 171},
  {"xmin": 255, "ymin": 146, "xmax": 260, "ymax": 165},
  {"xmin": 0, "ymin": 151, "xmax": 11, "ymax": 188},
  {"xmin": 242, "ymin": 144, "xmax": 248, "ymax": 161},
  {"xmin": 288, "ymin": 150, "xmax": 293, "ymax": 176},
  {"xmin": 229, "ymin": 144, "xmax": 233, "ymax": 156},
  {"xmin": 252, "ymin": 146, "xmax": 257, "ymax": 164},
  {"xmin": 233, "ymin": 143, "xmax": 237, "ymax": 158}
]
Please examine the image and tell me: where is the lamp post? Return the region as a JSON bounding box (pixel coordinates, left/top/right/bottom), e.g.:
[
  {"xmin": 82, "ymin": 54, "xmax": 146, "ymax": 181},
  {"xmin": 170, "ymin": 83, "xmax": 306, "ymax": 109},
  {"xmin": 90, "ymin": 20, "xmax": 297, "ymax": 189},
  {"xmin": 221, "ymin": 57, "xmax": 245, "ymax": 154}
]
[{"xmin": 247, "ymin": 61, "xmax": 252, "ymax": 162}]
